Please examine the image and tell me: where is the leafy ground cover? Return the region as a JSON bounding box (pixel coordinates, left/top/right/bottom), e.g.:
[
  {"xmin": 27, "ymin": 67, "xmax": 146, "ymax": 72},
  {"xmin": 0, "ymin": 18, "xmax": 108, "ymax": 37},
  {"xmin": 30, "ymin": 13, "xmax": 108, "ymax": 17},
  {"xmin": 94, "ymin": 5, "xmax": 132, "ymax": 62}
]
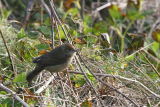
[{"xmin": 0, "ymin": 0, "xmax": 160, "ymax": 107}]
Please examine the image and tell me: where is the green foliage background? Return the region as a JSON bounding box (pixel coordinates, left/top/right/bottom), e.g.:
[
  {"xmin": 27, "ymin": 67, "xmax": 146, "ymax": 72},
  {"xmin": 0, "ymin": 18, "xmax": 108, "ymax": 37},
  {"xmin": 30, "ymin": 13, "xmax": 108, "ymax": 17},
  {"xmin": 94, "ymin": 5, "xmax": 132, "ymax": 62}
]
[{"xmin": 0, "ymin": 0, "xmax": 160, "ymax": 106}]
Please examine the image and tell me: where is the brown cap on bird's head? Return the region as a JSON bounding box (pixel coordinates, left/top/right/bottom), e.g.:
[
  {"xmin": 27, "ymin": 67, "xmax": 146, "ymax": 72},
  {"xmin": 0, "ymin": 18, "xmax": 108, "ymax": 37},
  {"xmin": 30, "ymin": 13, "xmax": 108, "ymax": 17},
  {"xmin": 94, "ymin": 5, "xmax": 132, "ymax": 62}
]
[
  {"xmin": 65, "ymin": 43, "xmax": 75, "ymax": 49},
  {"xmin": 63, "ymin": 43, "xmax": 77, "ymax": 52}
]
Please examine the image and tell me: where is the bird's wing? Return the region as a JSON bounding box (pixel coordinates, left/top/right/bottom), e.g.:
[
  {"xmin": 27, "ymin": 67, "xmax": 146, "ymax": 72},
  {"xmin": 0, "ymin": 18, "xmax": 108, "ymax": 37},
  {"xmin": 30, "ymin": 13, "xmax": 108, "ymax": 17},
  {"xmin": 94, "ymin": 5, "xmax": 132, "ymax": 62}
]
[
  {"xmin": 32, "ymin": 57, "xmax": 42, "ymax": 63},
  {"xmin": 32, "ymin": 49, "xmax": 67, "ymax": 67}
]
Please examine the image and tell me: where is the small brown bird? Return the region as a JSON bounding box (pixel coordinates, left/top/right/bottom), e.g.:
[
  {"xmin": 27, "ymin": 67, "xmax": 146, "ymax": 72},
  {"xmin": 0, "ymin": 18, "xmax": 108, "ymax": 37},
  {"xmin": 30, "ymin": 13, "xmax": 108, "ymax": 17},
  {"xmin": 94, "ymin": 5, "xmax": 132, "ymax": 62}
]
[{"xmin": 26, "ymin": 43, "xmax": 77, "ymax": 83}]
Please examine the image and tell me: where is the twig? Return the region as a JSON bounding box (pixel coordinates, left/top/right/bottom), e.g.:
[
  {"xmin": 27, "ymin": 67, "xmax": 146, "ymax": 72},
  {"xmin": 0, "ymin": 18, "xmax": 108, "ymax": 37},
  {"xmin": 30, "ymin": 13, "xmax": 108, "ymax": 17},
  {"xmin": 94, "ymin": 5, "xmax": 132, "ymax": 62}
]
[
  {"xmin": 40, "ymin": 0, "xmax": 51, "ymax": 17},
  {"xmin": 55, "ymin": 18, "xmax": 62, "ymax": 44},
  {"xmin": 23, "ymin": 0, "xmax": 36, "ymax": 28},
  {"xmin": 40, "ymin": 1, "xmax": 79, "ymax": 105},
  {"xmin": 35, "ymin": 75, "xmax": 55, "ymax": 94},
  {"xmin": 80, "ymin": 0, "xmax": 84, "ymax": 20},
  {"xmin": 40, "ymin": 0, "xmax": 55, "ymax": 48},
  {"xmin": 49, "ymin": 0, "xmax": 56, "ymax": 48},
  {"xmin": 50, "ymin": 1, "xmax": 80, "ymax": 105},
  {"xmin": 94, "ymin": 2, "xmax": 117, "ymax": 12},
  {"xmin": 19, "ymin": 93, "xmax": 76, "ymax": 105},
  {"xmin": 0, "ymin": 30, "xmax": 16, "ymax": 75},
  {"xmin": 49, "ymin": 1, "xmax": 71, "ymax": 42},
  {"xmin": 141, "ymin": 52, "xmax": 160, "ymax": 78},
  {"xmin": 125, "ymin": 42, "xmax": 153, "ymax": 59},
  {"xmin": 0, "ymin": 0, "xmax": 4, "ymax": 9},
  {"xmin": 75, "ymin": 55, "xmax": 105, "ymax": 107},
  {"xmin": 50, "ymin": 19, "xmax": 55, "ymax": 48},
  {"xmin": 149, "ymin": 17, "xmax": 160, "ymax": 37},
  {"xmin": 68, "ymin": 71, "xmax": 160, "ymax": 98},
  {"xmin": 153, "ymin": 101, "xmax": 160, "ymax": 107},
  {"xmin": 57, "ymin": 73, "xmax": 67, "ymax": 106},
  {"xmin": 0, "ymin": 83, "xmax": 29, "ymax": 107},
  {"xmin": 77, "ymin": 53, "xmax": 139, "ymax": 107},
  {"xmin": 55, "ymin": 74, "xmax": 81, "ymax": 105},
  {"xmin": 143, "ymin": 50, "xmax": 160, "ymax": 63}
]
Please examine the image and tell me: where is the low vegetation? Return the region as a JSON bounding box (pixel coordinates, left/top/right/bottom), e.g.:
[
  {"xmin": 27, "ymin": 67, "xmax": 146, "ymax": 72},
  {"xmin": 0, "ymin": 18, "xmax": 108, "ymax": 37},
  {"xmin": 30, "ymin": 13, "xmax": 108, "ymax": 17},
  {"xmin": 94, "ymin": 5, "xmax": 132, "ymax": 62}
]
[{"xmin": 0, "ymin": 0, "xmax": 160, "ymax": 106}]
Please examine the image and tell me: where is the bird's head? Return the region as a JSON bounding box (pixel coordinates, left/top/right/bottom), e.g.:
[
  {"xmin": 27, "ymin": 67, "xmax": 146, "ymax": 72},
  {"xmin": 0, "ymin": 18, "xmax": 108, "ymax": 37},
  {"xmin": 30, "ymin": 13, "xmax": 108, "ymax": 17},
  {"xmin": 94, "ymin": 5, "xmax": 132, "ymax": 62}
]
[{"xmin": 62, "ymin": 43, "xmax": 77, "ymax": 57}]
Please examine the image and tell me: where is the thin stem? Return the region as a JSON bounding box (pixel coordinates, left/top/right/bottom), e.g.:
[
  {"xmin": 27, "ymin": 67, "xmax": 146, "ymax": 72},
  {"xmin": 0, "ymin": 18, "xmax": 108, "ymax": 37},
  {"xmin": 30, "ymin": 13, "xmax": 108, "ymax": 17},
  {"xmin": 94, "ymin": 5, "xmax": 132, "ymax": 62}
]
[
  {"xmin": 0, "ymin": 83, "xmax": 29, "ymax": 107},
  {"xmin": 0, "ymin": 30, "xmax": 16, "ymax": 75},
  {"xmin": 121, "ymin": 20, "xmax": 134, "ymax": 53}
]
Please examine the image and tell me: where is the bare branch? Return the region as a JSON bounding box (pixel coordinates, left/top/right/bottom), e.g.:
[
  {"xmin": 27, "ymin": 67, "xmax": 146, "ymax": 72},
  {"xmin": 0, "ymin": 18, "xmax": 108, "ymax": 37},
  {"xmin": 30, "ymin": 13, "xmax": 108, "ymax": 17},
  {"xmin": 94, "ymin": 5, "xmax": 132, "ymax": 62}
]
[
  {"xmin": 23, "ymin": 0, "xmax": 36, "ymax": 28},
  {"xmin": 0, "ymin": 30, "xmax": 16, "ymax": 75},
  {"xmin": 35, "ymin": 75, "xmax": 55, "ymax": 94},
  {"xmin": 77, "ymin": 53, "xmax": 139, "ymax": 107},
  {"xmin": 68, "ymin": 71, "xmax": 160, "ymax": 98},
  {"xmin": 0, "ymin": 83, "xmax": 29, "ymax": 107},
  {"xmin": 75, "ymin": 55, "xmax": 105, "ymax": 107}
]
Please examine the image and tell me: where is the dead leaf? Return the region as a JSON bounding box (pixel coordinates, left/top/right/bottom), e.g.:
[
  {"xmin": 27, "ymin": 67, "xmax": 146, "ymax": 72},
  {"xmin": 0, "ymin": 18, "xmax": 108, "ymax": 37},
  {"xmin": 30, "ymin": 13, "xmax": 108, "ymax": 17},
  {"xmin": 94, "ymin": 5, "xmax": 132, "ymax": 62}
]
[
  {"xmin": 24, "ymin": 88, "xmax": 37, "ymax": 100},
  {"xmin": 64, "ymin": 0, "xmax": 75, "ymax": 9},
  {"xmin": 74, "ymin": 37, "xmax": 86, "ymax": 44},
  {"xmin": 81, "ymin": 99, "xmax": 92, "ymax": 107},
  {"xmin": 152, "ymin": 29, "xmax": 160, "ymax": 43},
  {"xmin": 38, "ymin": 35, "xmax": 52, "ymax": 44}
]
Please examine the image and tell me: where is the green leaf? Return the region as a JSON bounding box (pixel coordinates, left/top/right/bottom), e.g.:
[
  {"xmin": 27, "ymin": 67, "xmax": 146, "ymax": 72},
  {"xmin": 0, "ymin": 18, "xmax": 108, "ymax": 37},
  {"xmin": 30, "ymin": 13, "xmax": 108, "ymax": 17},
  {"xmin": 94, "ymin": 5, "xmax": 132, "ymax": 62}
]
[
  {"xmin": 0, "ymin": 91, "xmax": 7, "ymax": 95},
  {"xmin": 0, "ymin": 9, "xmax": 11, "ymax": 19},
  {"xmin": 35, "ymin": 44, "xmax": 50, "ymax": 51},
  {"xmin": 141, "ymin": 10, "xmax": 153, "ymax": 17},
  {"xmin": 150, "ymin": 42, "xmax": 160, "ymax": 57},
  {"xmin": 13, "ymin": 72, "xmax": 27, "ymax": 83},
  {"xmin": 83, "ymin": 22, "xmax": 92, "ymax": 34},
  {"xmin": 0, "ymin": 98, "xmax": 22, "ymax": 107},
  {"xmin": 109, "ymin": 5, "xmax": 122, "ymax": 20},
  {"xmin": 125, "ymin": 54, "xmax": 135, "ymax": 61},
  {"xmin": 0, "ymin": 98, "xmax": 12, "ymax": 107},
  {"xmin": 44, "ymin": 17, "xmax": 51, "ymax": 25},
  {"xmin": 93, "ymin": 21, "xmax": 108, "ymax": 34},
  {"xmin": 152, "ymin": 29, "xmax": 160, "ymax": 43},
  {"xmin": 17, "ymin": 29, "xmax": 27, "ymax": 39},
  {"xmin": 0, "ymin": 103, "xmax": 8, "ymax": 107},
  {"xmin": 37, "ymin": 25, "xmax": 51, "ymax": 36},
  {"xmin": 147, "ymin": 71, "xmax": 159, "ymax": 79},
  {"xmin": 126, "ymin": 0, "xmax": 143, "ymax": 20},
  {"xmin": 15, "ymin": 38, "xmax": 37, "ymax": 61},
  {"xmin": 64, "ymin": 8, "xmax": 79, "ymax": 19},
  {"xmin": 55, "ymin": 25, "xmax": 66, "ymax": 39},
  {"xmin": 71, "ymin": 74, "xmax": 86, "ymax": 88}
]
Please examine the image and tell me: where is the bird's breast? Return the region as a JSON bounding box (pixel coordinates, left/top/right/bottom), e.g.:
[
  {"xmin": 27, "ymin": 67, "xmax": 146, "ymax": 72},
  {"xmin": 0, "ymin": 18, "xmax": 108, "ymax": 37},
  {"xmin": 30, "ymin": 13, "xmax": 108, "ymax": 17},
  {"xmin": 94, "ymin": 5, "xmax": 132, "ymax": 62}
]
[
  {"xmin": 45, "ymin": 63, "xmax": 68, "ymax": 73},
  {"xmin": 45, "ymin": 56, "xmax": 74, "ymax": 73}
]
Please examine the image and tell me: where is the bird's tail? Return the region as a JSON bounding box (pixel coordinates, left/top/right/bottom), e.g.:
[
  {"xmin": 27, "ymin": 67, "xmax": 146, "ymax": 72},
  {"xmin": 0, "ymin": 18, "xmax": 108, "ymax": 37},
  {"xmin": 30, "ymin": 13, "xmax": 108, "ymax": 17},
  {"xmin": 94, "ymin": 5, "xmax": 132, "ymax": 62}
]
[{"xmin": 26, "ymin": 66, "xmax": 44, "ymax": 83}]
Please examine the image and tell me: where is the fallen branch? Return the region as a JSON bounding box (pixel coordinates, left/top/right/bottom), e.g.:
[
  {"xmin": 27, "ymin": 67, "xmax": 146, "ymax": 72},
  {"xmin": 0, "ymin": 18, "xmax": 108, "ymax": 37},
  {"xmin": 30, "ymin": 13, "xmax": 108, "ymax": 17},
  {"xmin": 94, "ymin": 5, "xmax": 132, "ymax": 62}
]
[
  {"xmin": 75, "ymin": 55, "xmax": 105, "ymax": 107},
  {"xmin": 0, "ymin": 83, "xmax": 29, "ymax": 107},
  {"xmin": 68, "ymin": 71, "xmax": 160, "ymax": 99},
  {"xmin": 35, "ymin": 75, "xmax": 55, "ymax": 94}
]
